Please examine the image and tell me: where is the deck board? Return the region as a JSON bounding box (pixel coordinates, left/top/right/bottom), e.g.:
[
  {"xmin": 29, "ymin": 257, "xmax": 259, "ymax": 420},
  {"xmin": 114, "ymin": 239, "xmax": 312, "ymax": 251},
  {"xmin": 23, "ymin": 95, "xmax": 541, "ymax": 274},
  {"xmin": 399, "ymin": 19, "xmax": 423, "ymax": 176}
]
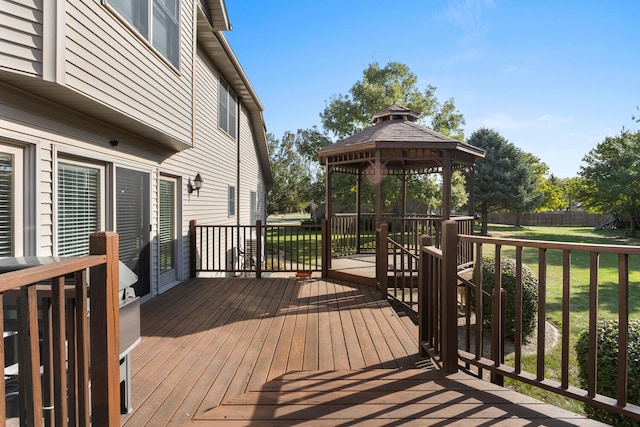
[{"xmin": 121, "ymin": 276, "xmax": 601, "ymax": 427}]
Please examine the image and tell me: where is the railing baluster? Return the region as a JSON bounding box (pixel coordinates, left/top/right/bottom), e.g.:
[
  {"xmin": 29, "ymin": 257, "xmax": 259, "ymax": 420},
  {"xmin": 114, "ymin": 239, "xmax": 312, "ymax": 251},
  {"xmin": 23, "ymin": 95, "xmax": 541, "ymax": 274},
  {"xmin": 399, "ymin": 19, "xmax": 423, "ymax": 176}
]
[
  {"xmin": 52, "ymin": 276, "xmax": 68, "ymax": 426},
  {"xmin": 491, "ymin": 244, "xmax": 503, "ymax": 385},
  {"xmin": 587, "ymin": 251, "xmax": 599, "ymax": 398},
  {"xmin": 617, "ymin": 253, "xmax": 629, "ymax": 407},
  {"xmin": 74, "ymin": 270, "xmax": 90, "ymax": 427},
  {"xmin": 537, "ymin": 248, "xmax": 547, "ymax": 382},
  {"xmin": 515, "ymin": 246, "xmax": 523, "ymax": 374},
  {"xmin": 20, "ymin": 283, "xmax": 43, "ymax": 427},
  {"xmin": 561, "ymin": 250, "xmax": 571, "ymax": 389}
]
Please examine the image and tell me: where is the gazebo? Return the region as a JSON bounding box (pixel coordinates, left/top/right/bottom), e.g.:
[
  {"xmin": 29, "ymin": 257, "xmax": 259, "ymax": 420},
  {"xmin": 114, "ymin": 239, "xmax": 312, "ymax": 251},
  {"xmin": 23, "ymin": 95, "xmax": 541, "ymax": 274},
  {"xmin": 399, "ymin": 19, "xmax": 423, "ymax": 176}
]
[{"xmin": 318, "ymin": 104, "xmax": 485, "ymax": 278}]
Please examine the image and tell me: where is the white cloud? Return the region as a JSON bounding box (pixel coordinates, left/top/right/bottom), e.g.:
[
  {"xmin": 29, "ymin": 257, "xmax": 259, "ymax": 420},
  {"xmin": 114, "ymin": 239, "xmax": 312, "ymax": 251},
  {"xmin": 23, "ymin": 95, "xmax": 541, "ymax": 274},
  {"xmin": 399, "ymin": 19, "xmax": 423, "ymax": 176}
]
[
  {"xmin": 435, "ymin": 48, "xmax": 484, "ymax": 67},
  {"xmin": 501, "ymin": 65, "xmax": 527, "ymax": 74}
]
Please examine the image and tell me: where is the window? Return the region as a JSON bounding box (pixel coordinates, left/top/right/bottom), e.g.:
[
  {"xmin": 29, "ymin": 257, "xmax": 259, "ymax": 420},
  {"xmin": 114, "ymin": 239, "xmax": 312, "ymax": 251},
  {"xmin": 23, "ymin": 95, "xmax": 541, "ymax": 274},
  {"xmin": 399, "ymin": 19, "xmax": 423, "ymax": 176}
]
[
  {"xmin": 57, "ymin": 161, "xmax": 104, "ymax": 257},
  {"xmin": 106, "ymin": 0, "xmax": 180, "ymax": 67},
  {"xmin": 218, "ymin": 78, "xmax": 237, "ymax": 138},
  {"xmin": 228, "ymin": 185, "xmax": 236, "ymax": 216},
  {"xmin": 159, "ymin": 178, "xmax": 176, "ymax": 273},
  {"xmin": 250, "ymin": 191, "xmax": 257, "ymax": 225},
  {"xmin": 0, "ymin": 145, "xmax": 23, "ymax": 256}
]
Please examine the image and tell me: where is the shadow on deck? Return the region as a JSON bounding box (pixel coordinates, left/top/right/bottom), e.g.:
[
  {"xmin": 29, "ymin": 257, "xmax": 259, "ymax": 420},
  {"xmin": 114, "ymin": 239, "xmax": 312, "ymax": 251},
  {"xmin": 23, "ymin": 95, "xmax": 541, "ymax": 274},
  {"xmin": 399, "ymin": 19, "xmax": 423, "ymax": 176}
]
[{"xmin": 121, "ymin": 276, "xmax": 602, "ymax": 426}]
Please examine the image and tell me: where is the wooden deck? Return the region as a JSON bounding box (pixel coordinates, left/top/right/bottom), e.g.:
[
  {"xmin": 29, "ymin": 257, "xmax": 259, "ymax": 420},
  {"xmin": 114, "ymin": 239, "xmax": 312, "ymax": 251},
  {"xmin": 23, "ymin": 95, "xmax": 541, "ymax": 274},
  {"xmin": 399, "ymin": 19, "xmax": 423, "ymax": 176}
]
[{"xmin": 121, "ymin": 276, "xmax": 602, "ymax": 426}]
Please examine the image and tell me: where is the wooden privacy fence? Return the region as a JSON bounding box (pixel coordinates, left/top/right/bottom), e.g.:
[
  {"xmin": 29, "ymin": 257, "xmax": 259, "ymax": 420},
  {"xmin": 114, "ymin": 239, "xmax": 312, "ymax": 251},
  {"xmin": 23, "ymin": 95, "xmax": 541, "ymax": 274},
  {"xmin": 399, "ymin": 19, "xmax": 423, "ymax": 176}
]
[
  {"xmin": 487, "ymin": 211, "xmax": 610, "ymax": 227},
  {"xmin": 419, "ymin": 221, "xmax": 640, "ymax": 421},
  {"xmin": 190, "ymin": 220, "xmax": 326, "ymax": 278},
  {"xmin": 0, "ymin": 232, "xmax": 121, "ymax": 426}
]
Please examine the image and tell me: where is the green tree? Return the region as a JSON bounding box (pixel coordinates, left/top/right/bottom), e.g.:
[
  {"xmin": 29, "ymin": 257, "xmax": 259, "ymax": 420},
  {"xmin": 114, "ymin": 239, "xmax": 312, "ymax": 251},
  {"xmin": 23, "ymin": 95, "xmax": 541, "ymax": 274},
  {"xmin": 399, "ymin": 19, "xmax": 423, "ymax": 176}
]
[
  {"xmin": 468, "ymin": 128, "xmax": 532, "ymax": 234},
  {"xmin": 319, "ymin": 61, "xmax": 467, "ymax": 214},
  {"xmin": 538, "ymin": 174, "xmax": 566, "ymax": 212},
  {"xmin": 578, "ymin": 130, "xmax": 640, "ymax": 237},
  {"xmin": 320, "ymin": 61, "xmax": 466, "ymax": 141}
]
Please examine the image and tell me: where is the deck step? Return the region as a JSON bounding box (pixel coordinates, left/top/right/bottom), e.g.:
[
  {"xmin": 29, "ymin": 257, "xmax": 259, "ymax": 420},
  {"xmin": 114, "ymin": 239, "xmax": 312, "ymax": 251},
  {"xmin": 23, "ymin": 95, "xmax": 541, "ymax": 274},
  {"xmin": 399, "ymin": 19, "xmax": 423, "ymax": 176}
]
[{"xmin": 189, "ymin": 369, "xmax": 605, "ymax": 426}]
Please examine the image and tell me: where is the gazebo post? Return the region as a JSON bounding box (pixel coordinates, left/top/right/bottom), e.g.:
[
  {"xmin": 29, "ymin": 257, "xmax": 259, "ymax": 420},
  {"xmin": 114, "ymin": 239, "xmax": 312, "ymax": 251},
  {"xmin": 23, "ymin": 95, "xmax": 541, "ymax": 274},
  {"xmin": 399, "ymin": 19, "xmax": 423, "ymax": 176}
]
[
  {"xmin": 401, "ymin": 170, "xmax": 407, "ymax": 217},
  {"xmin": 468, "ymin": 166, "xmax": 476, "ymax": 217},
  {"xmin": 374, "ymin": 149, "xmax": 382, "ymax": 230},
  {"xmin": 325, "ymin": 165, "xmax": 333, "ymax": 269},
  {"xmin": 356, "ymin": 170, "xmax": 362, "ymax": 254},
  {"xmin": 442, "ymin": 153, "xmax": 452, "ymax": 220}
]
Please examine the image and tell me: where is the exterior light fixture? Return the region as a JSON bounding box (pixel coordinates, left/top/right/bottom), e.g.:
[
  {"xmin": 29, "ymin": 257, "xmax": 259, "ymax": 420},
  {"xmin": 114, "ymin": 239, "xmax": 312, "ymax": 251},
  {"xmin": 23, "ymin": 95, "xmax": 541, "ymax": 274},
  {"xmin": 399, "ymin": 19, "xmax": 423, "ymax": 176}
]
[{"xmin": 188, "ymin": 172, "xmax": 203, "ymax": 197}]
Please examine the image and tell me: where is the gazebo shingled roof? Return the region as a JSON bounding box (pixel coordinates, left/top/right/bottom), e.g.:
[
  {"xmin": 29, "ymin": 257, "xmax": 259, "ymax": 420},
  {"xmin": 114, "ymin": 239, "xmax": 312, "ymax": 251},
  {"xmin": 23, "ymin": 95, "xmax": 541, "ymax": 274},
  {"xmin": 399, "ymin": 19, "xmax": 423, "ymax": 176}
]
[
  {"xmin": 318, "ymin": 104, "xmax": 485, "ymax": 225},
  {"xmin": 318, "ymin": 104, "xmax": 484, "ymax": 175}
]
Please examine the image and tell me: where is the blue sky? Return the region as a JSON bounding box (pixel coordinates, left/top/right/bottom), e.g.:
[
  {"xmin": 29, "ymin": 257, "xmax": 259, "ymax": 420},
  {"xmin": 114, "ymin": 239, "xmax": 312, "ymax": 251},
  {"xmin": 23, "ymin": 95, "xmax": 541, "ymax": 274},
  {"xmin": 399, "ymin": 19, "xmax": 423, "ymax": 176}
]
[{"xmin": 225, "ymin": 1, "xmax": 640, "ymax": 178}]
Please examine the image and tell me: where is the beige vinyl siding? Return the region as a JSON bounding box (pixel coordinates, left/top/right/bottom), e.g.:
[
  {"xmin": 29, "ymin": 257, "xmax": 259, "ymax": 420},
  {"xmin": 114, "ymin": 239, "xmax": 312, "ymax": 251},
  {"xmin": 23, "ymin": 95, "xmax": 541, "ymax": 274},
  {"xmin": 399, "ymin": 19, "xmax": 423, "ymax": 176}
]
[
  {"xmin": 160, "ymin": 48, "xmax": 237, "ymax": 277},
  {"xmin": 39, "ymin": 143, "xmax": 53, "ymax": 256},
  {"xmin": 0, "ymin": 0, "xmax": 43, "ymax": 76},
  {"xmin": 238, "ymin": 108, "xmax": 262, "ymax": 225},
  {"xmin": 63, "ymin": 0, "xmax": 193, "ymax": 145}
]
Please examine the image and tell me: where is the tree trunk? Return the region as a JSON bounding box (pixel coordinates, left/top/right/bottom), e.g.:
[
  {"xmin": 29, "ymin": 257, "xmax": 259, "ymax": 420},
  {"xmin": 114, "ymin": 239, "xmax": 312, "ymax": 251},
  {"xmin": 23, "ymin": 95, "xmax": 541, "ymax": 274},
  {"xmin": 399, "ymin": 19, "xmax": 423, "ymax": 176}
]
[
  {"xmin": 481, "ymin": 209, "xmax": 489, "ymax": 235},
  {"xmin": 515, "ymin": 212, "xmax": 522, "ymax": 228}
]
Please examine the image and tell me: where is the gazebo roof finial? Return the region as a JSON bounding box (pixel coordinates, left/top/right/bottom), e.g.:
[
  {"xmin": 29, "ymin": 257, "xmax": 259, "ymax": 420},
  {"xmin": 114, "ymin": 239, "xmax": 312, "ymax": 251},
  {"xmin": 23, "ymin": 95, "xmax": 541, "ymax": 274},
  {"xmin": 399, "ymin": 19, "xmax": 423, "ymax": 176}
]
[{"xmin": 371, "ymin": 104, "xmax": 420, "ymax": 124}]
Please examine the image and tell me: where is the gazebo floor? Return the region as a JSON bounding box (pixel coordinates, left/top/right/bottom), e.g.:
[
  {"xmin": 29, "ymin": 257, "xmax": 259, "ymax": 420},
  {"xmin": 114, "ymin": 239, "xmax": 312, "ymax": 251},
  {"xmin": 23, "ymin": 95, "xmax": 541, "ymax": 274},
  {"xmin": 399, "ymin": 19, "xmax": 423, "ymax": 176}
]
[{"xmin": 121, "ymin": 276, "xmax": 602, "ymax": 426}]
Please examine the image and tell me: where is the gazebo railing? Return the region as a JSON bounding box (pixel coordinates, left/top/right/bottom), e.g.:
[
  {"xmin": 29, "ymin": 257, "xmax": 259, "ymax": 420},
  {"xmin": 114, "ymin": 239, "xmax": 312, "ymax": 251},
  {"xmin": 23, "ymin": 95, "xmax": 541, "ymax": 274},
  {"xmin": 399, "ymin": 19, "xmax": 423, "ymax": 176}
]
[{"xmin": 332, "ymin": 213, "xmax": 474, "ymax": 260}]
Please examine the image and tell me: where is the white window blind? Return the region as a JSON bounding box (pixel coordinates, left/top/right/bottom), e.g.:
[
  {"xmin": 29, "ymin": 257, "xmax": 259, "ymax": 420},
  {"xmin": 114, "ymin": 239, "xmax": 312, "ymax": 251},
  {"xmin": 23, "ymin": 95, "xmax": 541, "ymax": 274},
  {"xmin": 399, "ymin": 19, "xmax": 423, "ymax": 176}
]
[
  {"xmin": 106, "ymin": 0, "xmax": 180, "ymax": 67},
  {"xmin": 228, "ymin": 186, "xmax": 236, "ymax": 216},
  {"xmin": 57, "ymin": 162, "xmax": 101, "ymax": 257},
  {"xmin": 159, "ymin": 179, "xmax": 175, "ymax": 273},
  {"xmin": 0, "ymin": 153, "xmax": 13, "ymax": 256},
  {"xmin": 218, "ymin": 78, "xmax": 237, "ymax": 138}
]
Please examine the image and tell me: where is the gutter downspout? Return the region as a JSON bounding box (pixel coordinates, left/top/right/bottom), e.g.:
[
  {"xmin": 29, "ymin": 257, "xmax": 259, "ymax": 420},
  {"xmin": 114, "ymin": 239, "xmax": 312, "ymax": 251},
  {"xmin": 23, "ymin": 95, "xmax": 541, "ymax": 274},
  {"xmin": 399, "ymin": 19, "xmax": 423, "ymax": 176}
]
[{"xmin": 237, "ymin": 97, "xmax": 242, "ymax": 227}]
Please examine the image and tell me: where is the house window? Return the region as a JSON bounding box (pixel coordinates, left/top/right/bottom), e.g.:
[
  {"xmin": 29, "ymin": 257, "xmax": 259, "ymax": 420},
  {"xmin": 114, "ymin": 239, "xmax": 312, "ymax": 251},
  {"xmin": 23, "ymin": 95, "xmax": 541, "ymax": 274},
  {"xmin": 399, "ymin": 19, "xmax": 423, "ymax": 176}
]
[
  {"xmin": 105, "ymin": 0, "xmax": 180, "ymax": 67},
  {"xmin": 57, "ymin": 161, "xmax": 105, "ymax": 257},
  {"xmin": 250, "ymin": 191, "xmax": 257, "ymax": 225},
  {"xmin": 0, "ymin": 145, "xmax": 23, "ymax": 256},
  {"xmin": 218, "ymin": 78, "xmax": 237, "ymax": 138},
  {"xmin": 228, "ymin": 185, "xmax": 236, "ymax": 216}
]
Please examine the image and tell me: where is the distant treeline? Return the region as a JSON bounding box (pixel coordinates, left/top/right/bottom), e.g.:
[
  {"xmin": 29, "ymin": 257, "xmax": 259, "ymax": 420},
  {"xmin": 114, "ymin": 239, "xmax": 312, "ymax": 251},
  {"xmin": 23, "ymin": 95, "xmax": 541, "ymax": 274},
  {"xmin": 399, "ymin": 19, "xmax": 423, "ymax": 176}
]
[{"xmin": 487, "ymin": 211, "xmax": 610, "ymax": 227}]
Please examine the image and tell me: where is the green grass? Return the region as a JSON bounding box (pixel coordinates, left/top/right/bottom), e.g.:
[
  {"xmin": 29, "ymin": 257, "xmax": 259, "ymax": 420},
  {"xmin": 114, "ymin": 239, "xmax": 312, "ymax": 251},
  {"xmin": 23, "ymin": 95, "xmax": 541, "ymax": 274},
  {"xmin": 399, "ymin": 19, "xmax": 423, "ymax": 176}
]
[{"xmin": 479, "ymin": 225, "xmax": 640, "ymax": 414}]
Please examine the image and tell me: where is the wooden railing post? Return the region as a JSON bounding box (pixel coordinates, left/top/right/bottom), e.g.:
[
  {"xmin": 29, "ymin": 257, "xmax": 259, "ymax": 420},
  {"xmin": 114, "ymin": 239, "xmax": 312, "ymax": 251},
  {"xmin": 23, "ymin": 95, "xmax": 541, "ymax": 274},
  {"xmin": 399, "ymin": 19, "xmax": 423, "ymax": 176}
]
[
  {"xmin": 190, "ymin": 219, "xmax": 197, "ymax": 278},
  {"xmin": 376, "ymin": 223, "xmax": 388, "ymax": 297},
  {"xmin": 418, "ymin": 234, "xmax": 432, "ymax": 357},
  {"xmin": 321, "ymin": 219, "xmax": 329, "ymax": 277},
  {"xmin": 441, "ymin": 220, "xmax": 459, "ymax": 374},
  {"xmin": 256, "ymin": 219, "xmax": 262, "ymax": 279},
  {"xmin": 89, "ymin": 231, "xmax": 120, "ymax": 426}
]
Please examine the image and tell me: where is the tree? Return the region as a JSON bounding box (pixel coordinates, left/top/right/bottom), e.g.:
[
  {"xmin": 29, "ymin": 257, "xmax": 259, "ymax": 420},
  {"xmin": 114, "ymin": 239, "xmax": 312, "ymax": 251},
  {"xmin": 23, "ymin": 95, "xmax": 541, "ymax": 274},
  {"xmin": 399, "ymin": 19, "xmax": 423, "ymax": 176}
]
[
  {"xmin": 468, "ymin": 128, "xmax": 532, "ymax": 234},
  {"xmin": 320, "ymin": 61, "xmax": 466, "ymax": 141},
  {"xmin": 578, "ymin": 130, "xmax": 640, "ymax": 237},
  {"xmin": 318, "ymin": 61, "xmax": 467, "ymax": 214},
  {"xmin": 268, "ymin": 132, "xmax": 309, "ymax": 214}
]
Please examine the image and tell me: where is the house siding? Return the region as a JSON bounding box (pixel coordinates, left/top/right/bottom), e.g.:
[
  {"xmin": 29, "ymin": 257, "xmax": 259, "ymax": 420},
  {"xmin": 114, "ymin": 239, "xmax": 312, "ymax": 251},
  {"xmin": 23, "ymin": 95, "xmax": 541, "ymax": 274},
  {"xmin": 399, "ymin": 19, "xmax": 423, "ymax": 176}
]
[
  {"xmin": 0, "ymin": 0, "xmax": 44, "ymax": 77},
  {"xmin": 64, "ymin": 0, "xmax": 193, "ymax": 145},
  {"xmin": 0, "ymin": 1, "xmax": 271, "ymax": 298}
]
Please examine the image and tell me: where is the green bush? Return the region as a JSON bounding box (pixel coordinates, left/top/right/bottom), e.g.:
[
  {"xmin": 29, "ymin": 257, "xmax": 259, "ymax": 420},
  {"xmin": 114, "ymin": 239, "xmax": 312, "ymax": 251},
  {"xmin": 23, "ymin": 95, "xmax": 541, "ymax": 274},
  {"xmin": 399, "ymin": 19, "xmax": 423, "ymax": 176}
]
[
  {"xmin": 475, "ymin": 257, "xmax": 538, "ymax": 340},
  {"xmin": 575, "ymin": 319, "xmax": 640, "ymax": 426}
]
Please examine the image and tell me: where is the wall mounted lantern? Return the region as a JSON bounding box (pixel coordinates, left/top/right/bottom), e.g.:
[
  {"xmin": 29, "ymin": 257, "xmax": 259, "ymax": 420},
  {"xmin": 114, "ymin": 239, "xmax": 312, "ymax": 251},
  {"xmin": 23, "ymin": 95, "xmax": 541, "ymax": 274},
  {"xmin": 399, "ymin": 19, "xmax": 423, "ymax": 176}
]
[{"xmin": 188, "ymin": 172, "xmax": 203, "ymax": 197}]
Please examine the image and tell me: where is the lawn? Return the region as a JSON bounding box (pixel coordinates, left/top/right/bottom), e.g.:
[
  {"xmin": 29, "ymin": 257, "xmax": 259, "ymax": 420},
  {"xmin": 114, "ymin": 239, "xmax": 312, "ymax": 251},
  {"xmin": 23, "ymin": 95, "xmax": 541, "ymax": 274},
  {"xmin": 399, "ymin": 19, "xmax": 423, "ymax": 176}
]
[{"xmin": 479, "ymin": 224, "xmax": 640, "ymax": 414}]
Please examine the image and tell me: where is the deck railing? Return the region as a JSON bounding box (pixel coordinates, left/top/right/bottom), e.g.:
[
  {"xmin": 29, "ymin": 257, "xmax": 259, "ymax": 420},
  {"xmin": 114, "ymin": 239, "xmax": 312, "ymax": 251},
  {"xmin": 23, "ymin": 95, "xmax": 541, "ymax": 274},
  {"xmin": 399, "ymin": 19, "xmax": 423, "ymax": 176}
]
[
  {"xmin": 332, "ymin": 213, "xmax": 474, "ymax": 258},
  {"xmin": 419, "ymin": 220, "xmax": 640, "ymax": 421},
  {"xmin": 190, "ymin": 220, "xmax": 326, "ymax": 277},
  {"xmin": 0, "ymin": 232, "xmax": 121, "ymax": 426},
  {"xmin": 375, "ymin": 217, "xmax": 474, "ymax": 310}
]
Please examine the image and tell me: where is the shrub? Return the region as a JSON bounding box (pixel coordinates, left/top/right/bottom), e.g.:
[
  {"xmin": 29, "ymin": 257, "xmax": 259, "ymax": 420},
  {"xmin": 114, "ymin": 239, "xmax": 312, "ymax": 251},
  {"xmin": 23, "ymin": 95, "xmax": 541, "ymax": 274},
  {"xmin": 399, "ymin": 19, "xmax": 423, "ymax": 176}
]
[
  {"xmin": 575, "ymin": 319, "xmax": 640, "ymax": 426},
  {"xmin": 475, "ymin": 257, "xmax": 538, "ymax": 341}
]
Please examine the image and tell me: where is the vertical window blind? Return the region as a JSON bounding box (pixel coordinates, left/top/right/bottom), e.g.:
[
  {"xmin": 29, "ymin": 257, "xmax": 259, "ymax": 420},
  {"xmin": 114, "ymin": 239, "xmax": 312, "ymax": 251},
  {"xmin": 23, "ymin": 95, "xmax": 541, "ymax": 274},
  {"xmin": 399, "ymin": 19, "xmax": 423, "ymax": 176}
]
[
  {"xmin": 57, "ymin": 162, "xmax": 101, "ymax": 257},
  {"xmin": 159, "ymin": 179, "xmax": 175, "ymax": 273},
  {"xmin": 0, "ymin": 153, "xmax": 13, "ymax": 256}
]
